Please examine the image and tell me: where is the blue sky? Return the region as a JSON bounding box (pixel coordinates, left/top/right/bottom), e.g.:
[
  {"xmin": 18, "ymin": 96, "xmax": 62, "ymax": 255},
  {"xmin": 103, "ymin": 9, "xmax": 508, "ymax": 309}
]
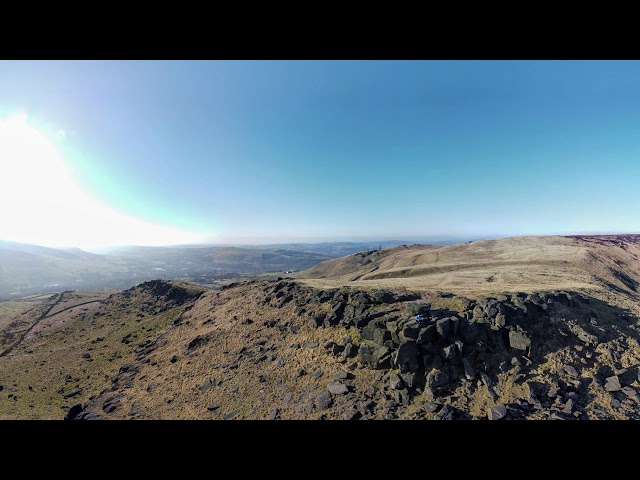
[{"xmin": 1, "ymin": 60, "xmax": 640, "ymax": 247}]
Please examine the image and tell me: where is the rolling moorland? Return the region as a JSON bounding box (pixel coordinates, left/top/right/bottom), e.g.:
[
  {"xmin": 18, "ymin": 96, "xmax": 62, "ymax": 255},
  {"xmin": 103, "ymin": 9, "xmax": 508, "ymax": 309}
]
[{"xmin": 2, "ymin": 234, "xmax": 640, "ymax": 420}]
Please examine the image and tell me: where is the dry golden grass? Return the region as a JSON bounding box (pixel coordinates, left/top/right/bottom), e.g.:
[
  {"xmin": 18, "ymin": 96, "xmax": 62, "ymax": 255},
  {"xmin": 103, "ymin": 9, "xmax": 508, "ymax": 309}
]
[
  {"xmin": 96, "ymin": 283, "xmax": 383, "ymax": 420},
  {"xmin": 297, "ymin": 236, "xmax": 640, "ymax": 305},
  {"xmin": 0, "ymin": 285, "xmax": 201, "ymax": 419}
]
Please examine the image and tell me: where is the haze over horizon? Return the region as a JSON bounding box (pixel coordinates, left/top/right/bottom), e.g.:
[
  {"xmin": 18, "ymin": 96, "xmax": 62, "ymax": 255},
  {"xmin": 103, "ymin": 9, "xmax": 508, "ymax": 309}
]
[{"xmin": 2, "ymin": 60, "xmax": 640, "ymax": 250}]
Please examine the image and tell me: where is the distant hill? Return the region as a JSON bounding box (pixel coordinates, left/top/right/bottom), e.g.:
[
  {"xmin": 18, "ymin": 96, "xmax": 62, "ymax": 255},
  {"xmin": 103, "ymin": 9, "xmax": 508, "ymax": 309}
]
[
  {"xmin": 297, "ymin": 235, "xmax": 640, "ymax": 300},
  {"xmin": 0, "ymin": 240, "xmax": 413, "ymax": 298},
  {"xmin": 103, "ymin": 245, "xmax": 334, "ymax": 275},
  {"xmin": 0, "ymin": 240, "xmax": 128, "ymax": 296},
  {"xmin": 248, "ymin": 241, "xmax": 415, "ymax": 257}
]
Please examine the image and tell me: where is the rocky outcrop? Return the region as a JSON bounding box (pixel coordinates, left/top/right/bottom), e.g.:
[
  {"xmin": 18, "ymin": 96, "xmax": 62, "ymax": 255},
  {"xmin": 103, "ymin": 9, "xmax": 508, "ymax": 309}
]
[
  {"xmin": 260, "ymin": 280, "xmax": 638, "ymax": 420},
  {"xmin": 72, "ymin": 278, "xmax": 640, "ymax": 421}
]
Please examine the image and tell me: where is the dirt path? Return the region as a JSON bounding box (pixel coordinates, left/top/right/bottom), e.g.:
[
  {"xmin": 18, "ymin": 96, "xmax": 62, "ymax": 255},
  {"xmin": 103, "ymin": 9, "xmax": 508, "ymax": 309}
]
[
  {"xmin": 0, "ymin": 292, "xmax": 65, "ymax": 358},
  {"xmin": 47, "ymin": 299, "xmax": 103, "ymax": 318}
]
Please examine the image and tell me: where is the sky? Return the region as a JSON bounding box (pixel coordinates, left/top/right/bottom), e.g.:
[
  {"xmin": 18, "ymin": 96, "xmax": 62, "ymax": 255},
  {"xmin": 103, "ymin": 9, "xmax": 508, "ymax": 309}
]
[{"xmin": 1, "ymin": 60, "xmax": 640, "ymax": 250}]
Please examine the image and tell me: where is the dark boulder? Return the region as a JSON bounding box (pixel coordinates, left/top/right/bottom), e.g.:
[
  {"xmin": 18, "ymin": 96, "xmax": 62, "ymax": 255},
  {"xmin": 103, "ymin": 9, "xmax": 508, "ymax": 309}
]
[
  {"xmin": 343, "ymin": 342, "xmax": 357, "ymax": 358},
  {"xmin": 186, "ymin": 334, "xmax": 211, "ymax": 352},
  {"xmin": 373, "ymin": 328, "xmax": 392, "ymax": 346},
  {"xmin": 76, "ymin": 411, "xmax": 103, "ymax": 421},
  {"xmin": 485, "ymin": 305, "xmax": 499, "ymax": 319},
  {"xmin": 622, "ymin": 386, "xmax": 639, "ymax": 401},
  {"xmin": 362, "ymin": 318, "xmax": 383, "ymax": 338},
  {"xmin": 102, "ymin": 395, "xmax": 122, "ymax": 414},
  {"xmin": 201, "ymin": 378, "xmax": 214, "ymax": 393},
  {"xmin": 401, "ymin": 320, "xmax": 421, "ymax": 341},
  {"xmin": 362, "ymin": 319, "xmax": 389, "ymax": 343},
  {"xmin": 224, "ymin": 410, "xmax": 240, "ymax": 420},
  {"xmin": 462, "ymin": 358, "xmax": 476, "ymax": 380},
  {"xmin": 555, "ymin": 291, "xmax": 574, "ymax": 307},
  {"xmin": 449, "ymin": 317, "xmax": 460, "ymax": 336},
  {"xmin": 618, "ymin": 367, "xmax": 639, "ymax": 386},
  {"xmin": 395, "ymin": 292, "xmax": 422, "ymax": 302},
  {"xmin": 386, "ymin": 320, "xmax": 401, "ymax": 345},
  {"xmin": 312, "ymin": 313, "xmax": 326, "ymax": 328},
  {"xmin": 416, "ymin": 324, "xmax": 436, "ymax": 345},
  {"xmin": 480, "ymin": 372, "xmax": 493, "ymax": 387},
  {"xmin": 331, "ymin": 301, "xmax": 346, "ymax": 319},
  {"xmin": 442, "ymin": 343, "xmax": 461, "ymax": 364},
  {"xmin": 342, "ymin": 304, "xmax": 357, "ymax": 321},
  {"xmin": 372, "ymin": 291, "xmax": 396, "ymax": 304},
  {"xmin": 64, "ymin": 389, "xmax": 82, "ymax": 399},
  {"xmin": 332, "ymin": 343, "xmax": 345, "ymax": 356},
  {"xmin": 405, "ymin": 301, "xmax": 431, "ymax": 316},
  {"xmin": 435, "ymin": 404, "xmax": 456, "ymax": 420},
  {"xmin": 359, "ymin": 344, "xmax": 391, "ymax": 369},
  {"xmin": 350, "ymin": 291, "xmax": 372, "ymax": 305},
  {"xmin": 64, "ymin": 403, "xmax": 84, "ymax": 421},
  {"xmin": 426, "ymin": 367, "xmax": 450, "ymax": 391},
  {"xmin": 569, "ymin": 324, "xmax": 599, "ymax": 346},
  {"xmin": 395, "ymin": 341, "xmax": 421, "ymax": 373},
  {"xmin": 324, "ymin": 314, "xmax": 340, "ymax": 327},
  {"xmin": 436, "ymin": 318, "xmax": 452, "ymax": 338}
]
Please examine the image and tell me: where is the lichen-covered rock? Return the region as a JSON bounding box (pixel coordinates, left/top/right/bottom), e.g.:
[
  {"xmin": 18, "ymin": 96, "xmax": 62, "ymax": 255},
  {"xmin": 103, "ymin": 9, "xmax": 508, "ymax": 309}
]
[{"xmin": 509, "ymin": 329, "xmax": 531, "ymax": 351}]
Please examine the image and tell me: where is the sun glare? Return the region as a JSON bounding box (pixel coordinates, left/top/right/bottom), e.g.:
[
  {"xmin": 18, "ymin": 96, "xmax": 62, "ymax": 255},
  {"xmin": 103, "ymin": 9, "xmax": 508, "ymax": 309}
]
[{"xmin": 0, "ymin": 113, "xmax": 202, "ymax": 250}]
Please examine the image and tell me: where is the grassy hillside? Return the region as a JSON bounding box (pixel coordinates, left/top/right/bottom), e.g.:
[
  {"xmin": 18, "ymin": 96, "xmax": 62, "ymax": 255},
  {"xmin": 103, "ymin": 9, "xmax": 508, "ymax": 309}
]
[
  {"xmin": 297, "ymin": 235, "xmax": 640, "ymax": 301},
  {"xmin": 4, "ymin": 235, "xmax": 640, "ymax": 420},
  {"xmin": 0, "ymin": 281, "xmax": 205, "ymax": 419}
]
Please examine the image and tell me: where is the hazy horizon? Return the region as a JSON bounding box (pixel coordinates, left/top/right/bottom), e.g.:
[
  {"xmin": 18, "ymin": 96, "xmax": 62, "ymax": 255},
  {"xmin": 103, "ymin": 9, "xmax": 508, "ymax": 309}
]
[
  {"xmin": 1, "ymin": 233, "xmax": 491, "ymax": 252},
  {"xmin": 3, "ymin": 229, "xmax": 638, "ymax": 253},
  {"xmin": 3, "ymin": 60, "xmax": 640, "ymax": 249}
]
